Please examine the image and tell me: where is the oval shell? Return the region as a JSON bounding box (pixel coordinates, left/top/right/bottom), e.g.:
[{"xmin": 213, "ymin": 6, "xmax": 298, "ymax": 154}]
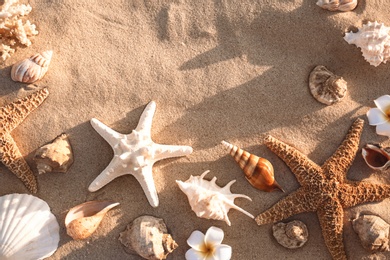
[
  {"xmin": 362, "ymin": 144, "xmax": 390, "ymax": 171},
  {"xmin": 34, "ymin": 133, "xmax": 74, "ymax": 174},
  {"xmin": 353, "ymin": 215, "xmax": 390, "ymax": 252},
  {"xmin": 221, "ymin": 141, "xmax": 283, "ymax": 192},
  {"xmin": 11, "ymin": 50, "xmax": 53, "ymax": 83},
  {"xmin": 272, "ymin": 220, "xmax": 309, "ymax": 249},
  {"xmin": 119, "ymin": 215, "xmax": 178, "ymax": 260},
  {"xmin": 65, "ymin": 200, "xmax": 119, "ymax": 240},
  {"xmin": 176, "ymin": 170, "xmax": 254, "ymax": 226},
  {"xmin": 309, "ymin": 65, "xmax": 347, "ymax": 105},
  {"xmin": 0, "ymin": 193, "xmax": 60, "ymax": 259},
  {"xmin": 316, "ymin": 0, "xmax": 358, "ymax": 12}
]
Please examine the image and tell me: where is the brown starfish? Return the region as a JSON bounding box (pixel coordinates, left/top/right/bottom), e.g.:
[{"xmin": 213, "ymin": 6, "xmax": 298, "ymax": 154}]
[
  {"xmin": 255, "ymin": 119, "xmax": 390, "ymax": 260},
  {"xmin": 0, "ymin": 88, "xmax": 49, "ymax": 193}
]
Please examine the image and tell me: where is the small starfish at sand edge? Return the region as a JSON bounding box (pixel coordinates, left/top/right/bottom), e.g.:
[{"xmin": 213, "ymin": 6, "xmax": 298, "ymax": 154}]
[
  {"xmin": 255, "ymin": 119, "xmax": 390, "ymax": 260},
  {"xmin": 89, "ymin": 101, "xmax": 193, "ymax": 207},
  {"xmin": 0, "ymin": 88, "xmax": 49, "ymax": 193}
]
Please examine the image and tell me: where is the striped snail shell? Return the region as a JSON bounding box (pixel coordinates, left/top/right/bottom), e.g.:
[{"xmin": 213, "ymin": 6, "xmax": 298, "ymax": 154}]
[
  {"xmin": 221, "ymin": 141, "xmax": 284, "ymax": 192},
  {"xmin": 11, "ymin": 50, "xmax": 53, "ymax": 83}
]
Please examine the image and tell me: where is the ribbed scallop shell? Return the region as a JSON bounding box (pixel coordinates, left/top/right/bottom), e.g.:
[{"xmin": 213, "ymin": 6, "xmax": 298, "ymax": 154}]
[
  {"xmin": 344, "ymin": 21, "xmax": 390, "ymax": 67},
  {"xmin": 65, "ymin": 200, "xmax": 119, "ymax": 240},
  {"xmin": 221, "ymin": 141, "xmax": 284, "ymax": 192},
  {"xmin": 11, "ymin": 50, "xmax": 53, "ymax": 83},
  {"xmin": 316, "ymin": 0, "xmax": 358, "ymax": 12},
  {"xmin": 0, "ymin": 193, "xmax": 60, "ymax": 260},
  {"xmin": 176, "ymin": 170, "xmax": 254, "ymax": 226}
]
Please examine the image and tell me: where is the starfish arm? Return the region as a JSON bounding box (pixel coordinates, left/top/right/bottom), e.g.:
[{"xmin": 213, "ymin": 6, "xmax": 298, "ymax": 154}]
[
  {"xmin": 255, "ymin": 188, "xmax": 318, "ymax": 225},
  {"xmin": 90, "ymin": 118, "xmax": 124, "ymax": 147},
  {"xmin": 88, "ymin": 156, "xmax": 130, "ymax": 192},
  {"xmin": 132, "ymin": 165, "xmax": 159, "ymax": 208},
  {"xmin": 322, "ymin": 119, "xmax": 364, "ymax": 182},
  {"xmin": 0, "ymin": 88, "xmax": 49, "ymax": 133},
  {"xmin": 0, "ymin": 133, "xmax": 37, "ymax": 193},
  {"xmin": 264, "ymin": 135, "xmax": 324, "ymax": 186},
  {"xmin": 339, "ymin": 182, "xmax": 390, "ymax": 208},
  {"xmin": 317, "ymin": 198, "xmax": 347, "ymax": 260},
  {"xmin": 152, "ymin": 143, "xmax": 193, "ymax": 162},
  {"xmin": 135, "ymin": 101, "xmax": 156, "ymax": 135}
]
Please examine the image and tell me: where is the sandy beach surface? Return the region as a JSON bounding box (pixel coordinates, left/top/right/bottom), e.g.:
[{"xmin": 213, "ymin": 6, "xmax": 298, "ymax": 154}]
[{"xmin": 1, "ymin": 0, "xmax": 390, "ymax": 259}]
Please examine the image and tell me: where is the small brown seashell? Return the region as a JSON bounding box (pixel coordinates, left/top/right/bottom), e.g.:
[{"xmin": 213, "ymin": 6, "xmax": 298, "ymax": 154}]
[
  {"xmin": 353, "ymin": 215, "xmax": 390, "ymax": 252},
  {"xmin": 221, "ymin": 141, "xmax": 284, "ymax": 192},
  {"xmin": 362, "ymin": 144, "xmax": 390, "ymax": 171},
  {"xmin": 309, "ymin": 65, "xmax": 347, "ymax": 105},
  {"xmin": 316, "ymin": 0, "xmax": 358, "ymax": 12},
  {"xmin": 65, "ymin": 200, "xmax": 119, "ymax": 240},
  {"xmin": 272, "ymin": 220, "xmax": 309, "ymax": 249},
  {"xmin": 119, "ymin": 215, "xmax": 178, "ymax": 260},
  {"xmin": 11, "ymin": 50, "xmax": 53, "ymax": 83},
  {"xmin": 34, "ymin": 134, "xmax": 74, "ymax": 174}
]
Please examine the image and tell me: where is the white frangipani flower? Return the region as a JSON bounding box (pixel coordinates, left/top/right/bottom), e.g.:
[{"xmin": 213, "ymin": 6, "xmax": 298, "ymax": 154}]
[
  {"xmin": 185, "ymin": 226, "xmax": 232, "ymax": 260},
  {"xmin": 367, "ymin": 95, "xmax": 390, "ymax": 137}
]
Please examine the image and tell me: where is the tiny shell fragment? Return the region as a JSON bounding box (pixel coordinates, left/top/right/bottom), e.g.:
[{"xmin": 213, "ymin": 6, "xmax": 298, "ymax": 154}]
[
  {"xmin": 316, "ymin": 0, "xmax": 358, "ymax": 12},
  {"xmin": 34, "ymin": 133, "xmax": 74, "ymax": 174},
  {"xmin": 272, "ymin": 220, "xmax": 308, "ymax": 249},
  {"xmin": 309, "ymin": 65, "xmax": 347, "ymax": 105},
  {"xmin": 119, "ymin": 215, "xmax": 178, "ymax": 260},
  {"xmin": 353, "ymin": 215, "xmax": 390, "ymax": 252}
]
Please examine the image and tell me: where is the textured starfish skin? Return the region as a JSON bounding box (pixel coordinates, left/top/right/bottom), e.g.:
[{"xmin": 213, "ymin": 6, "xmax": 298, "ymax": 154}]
[
  {"xmin": 255, "ymin": 119, "xmax": 390, "ymax": 260},
  {"xmin": 0, "ymin": 88, "xmax": 49, "ymax": 193},
  {"xmin": 89, "ymin": 101, "xmax": 193, "ymax": 207}
]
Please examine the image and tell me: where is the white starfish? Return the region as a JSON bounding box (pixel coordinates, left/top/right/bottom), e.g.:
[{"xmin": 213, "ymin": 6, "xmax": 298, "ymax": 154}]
[{"xmin": 89, "ymin": 101, "xmax": 193, "ymax": 207}]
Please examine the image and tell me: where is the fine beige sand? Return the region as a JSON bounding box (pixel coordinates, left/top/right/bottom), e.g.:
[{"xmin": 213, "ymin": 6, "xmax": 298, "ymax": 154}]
[{"xmin": 1, "ymin": 0, "xmax": 390, "ymax": 259}]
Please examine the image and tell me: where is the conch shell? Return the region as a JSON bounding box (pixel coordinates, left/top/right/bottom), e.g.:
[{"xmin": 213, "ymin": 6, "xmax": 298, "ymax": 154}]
[
  {"xmin": 352, "ymin": 214, "xmax": 390, "ymax": 252},
  {"xmin": 316, "ymin": 0, "xmax": 358, "ymax": 12},
  {"xmin": 65, "ymin": 200, "xmax": 119, "ymax": 240},
  {"xmin": 309, "ymin": 65, "xmax": 347, "ymax": 105},
  {"xmin": 11, "ymin": 50, "xmax": 53, "ymax": 83},
  {"xmin": 119, "ymin": 215, "xmax": 178, "ymax": 260},
  {"xmin": 272, "ymin": 220, "xmax": 309, "ymax": 249},
  {"xmin": 344, "ymin": 21, "xmax": 390, "ymax": 67},
  {"xmin": 362, "ymin": 144, "xmax": 390, "ymax": 171},
  {"xmin": 221, "ymin": 141, "xmax": 284, "ymax": 192},
  {"xmin": 176, "ymin": 170, "xmax": 254, "ymax": 226},
  {"xmin": 34, "ymin": 133, "xmax": 74, "ymax": 174}
]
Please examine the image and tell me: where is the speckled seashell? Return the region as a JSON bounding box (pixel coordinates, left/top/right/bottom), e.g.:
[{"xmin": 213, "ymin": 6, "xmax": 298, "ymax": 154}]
[
  {"xmin": 65, "ymin": 200, "xmax": 119, "ymax": 240},
  {"xmin": 221, "ymin": 141, "xmax": 284, "ymax": 192},
  {"xmin": 309, "ymin": 65, "xmax": 347, "ymax": 105},
  {"xmin": 316, "ymin": 0, "xmax": 358, "ymax": 11},
  {"xmin": 119, "ymin": 215, "xmax": 178, "ymax": 260},
  {"xmin": 272, "ymin": 220, "xmax": 309, "ymax": 249},
  {"xmin": 176, "ymin": 170, "xmax": 254, "ymax": 226},
  {"xmin": 344, "ymin": 21, "xmax": 390, "ymax": 67},
  {"xmin": 362, "ymin": 144, "xmax": 390, "ymax": 171},
  {"xmin": 11, "ymin": 50, "xmax": 53, "ymax": 83},
  {"xmin": 352, "ymin": 215, "xmax": 390, "ymax": 252},
  {"xmin": 34, "ymin": 133, "xmax": 74, "ymax": 174}
]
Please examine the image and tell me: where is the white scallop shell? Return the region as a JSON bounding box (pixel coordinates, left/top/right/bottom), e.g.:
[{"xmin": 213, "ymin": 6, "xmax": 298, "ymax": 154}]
[
  {"xmin": 11, "ymin": 50, "xmax": 53, "ymax": 83},
  {"xmin": 176, "ymin": 170, "xmax": 254, "ymax": 226},
  {"xmin": 0, "ymin": 193, "xmax": 60, "ymax": 260},
  {"xmin": 344, "ymin": 21, "xmax": 390, "ymax": 67},
  {"xmin": 316, "ymin": 0, "xmax": 358, "ymax": 12}
]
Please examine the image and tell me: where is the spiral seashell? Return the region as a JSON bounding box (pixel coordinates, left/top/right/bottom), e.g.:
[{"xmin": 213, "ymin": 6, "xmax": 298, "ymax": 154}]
[
  {"xmin": 272, "ymin": 220, "xmax": 309, "ymax": 249},
  {"xmin": 221, "ymin": 141, "xmax": 284, "ymax": 192},
  {"xmin": 362, "ymin": 144, "xmax": 390, "ymax": 171},
  {"xmin": 119, "ymin": 215, "xmax": 178, "ymax": 260},
  {"xmin": 11, "ymin": 50, "xmax": 53, "ymax": 83},
  {"xmin": 316, "ymin": 0, "xmax": 358, "ymax": 12},
  {"xmin": 309, "ymin": 65, "xmax": 347, "ymax": 106},
  {"xmin": 65, "ymin": 200, "xmax": 119, "ymax": 240}
]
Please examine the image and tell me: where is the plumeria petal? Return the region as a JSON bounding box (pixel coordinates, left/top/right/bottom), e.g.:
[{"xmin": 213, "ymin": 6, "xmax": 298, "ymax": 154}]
[
  {"xmin": 187, "ymin": 230, "xmax": 206, "ymax": 251},
  {"xmin": 205, "ymin": 226, "xmax": 224, "ymax": 247},
  {"xmin": 376, "ymin": 122, "xmax": 390, "ymax": 137},
  {"xmin": 213, "ymin": 244, "xmax": 232, "ymax": 260},
  {"xmin": 186, "ymin": 248, "xmax": 206, "ymax": 260},
  {"xmin": 367, "ymin": 108, "xmax": 389, "ymax": 126},
  {"xmin": 374, "ymin": 95, "xmax": 390, "ymax": 114}
]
